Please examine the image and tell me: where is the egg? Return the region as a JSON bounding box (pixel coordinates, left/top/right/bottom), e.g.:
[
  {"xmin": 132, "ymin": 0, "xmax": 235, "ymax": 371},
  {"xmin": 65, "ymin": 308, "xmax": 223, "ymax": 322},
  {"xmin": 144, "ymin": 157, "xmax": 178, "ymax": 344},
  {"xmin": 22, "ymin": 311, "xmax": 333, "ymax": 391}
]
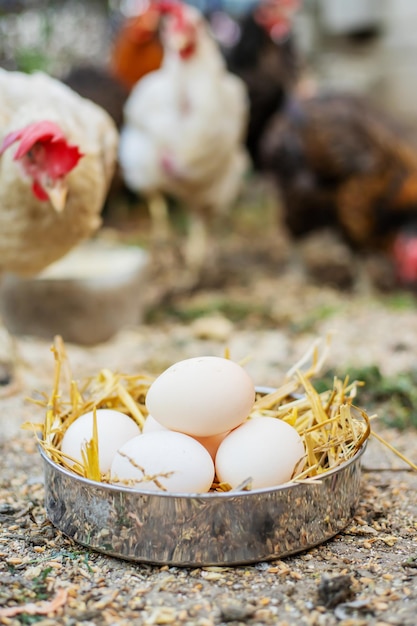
[
  {"xmin": 215, "ymin": 417, "xmax": 305, "ymax": 490},
  {"xmin": 61, "ymin": 409, "xmax": 141, "ymax": 474},
  {"xmin": 110, "ymin": 430, "xmax": 215, "ymax": 493},
  {"xmin": 145, "ymin": 356, "xmax": 255, "ymax": 437},
  {"xmin": 194, "ymin": 431, "xmax": 230, "ymax": 460},
  {"xmin": 143, "ymin": 414, "xmax": 229, "ymax": 460}
]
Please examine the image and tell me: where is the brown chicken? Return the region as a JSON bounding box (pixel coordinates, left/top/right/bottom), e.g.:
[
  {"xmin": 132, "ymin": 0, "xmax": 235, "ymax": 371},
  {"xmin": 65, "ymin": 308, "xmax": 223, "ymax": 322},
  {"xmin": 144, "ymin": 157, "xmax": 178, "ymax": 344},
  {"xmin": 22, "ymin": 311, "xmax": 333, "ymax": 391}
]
[
  {"xmin": 109, "ymin": 2, "xmax": 163, "ymax": 92},
  {"xmin": 259, "ymin": 92, "xmax": 417, "ymax": 284}
]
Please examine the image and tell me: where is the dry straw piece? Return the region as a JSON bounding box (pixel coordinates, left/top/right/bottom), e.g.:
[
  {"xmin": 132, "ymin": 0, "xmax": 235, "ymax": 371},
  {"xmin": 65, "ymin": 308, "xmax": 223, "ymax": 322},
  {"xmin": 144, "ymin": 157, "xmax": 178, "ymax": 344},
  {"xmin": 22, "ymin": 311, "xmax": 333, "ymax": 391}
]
[{"xmin": 28, "ymin": 335, "xmax": 377, "ymax": 489}]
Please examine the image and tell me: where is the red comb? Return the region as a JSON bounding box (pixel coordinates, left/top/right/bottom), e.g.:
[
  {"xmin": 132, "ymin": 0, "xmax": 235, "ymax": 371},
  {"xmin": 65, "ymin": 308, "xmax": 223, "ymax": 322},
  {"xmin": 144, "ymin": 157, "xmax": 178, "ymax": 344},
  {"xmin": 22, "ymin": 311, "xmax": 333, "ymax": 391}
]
[
  {"xmin": 0, "ymin": 121, "xmax": 66, "ymax": 159},
  {"xmin": 0, "ymin": 120, "xmax": 83, "ymax": 177},
  {"xmin": 156, "ymin": 0, "xmax": 181, "ymax": 12},
  {"xmin": 255, "ymin": 0, "xmax": 301, "ymax": 40},
  {"xmin": 156, "ymin": 0, "xmax": 184, "ymax": 21},
  {"xmin": 0, "ymin": 129, "xmax": 22, "ymax": 155},
  {"xmin": 393, "ymin": 232, "xmax": 417, "ymax": 283}
]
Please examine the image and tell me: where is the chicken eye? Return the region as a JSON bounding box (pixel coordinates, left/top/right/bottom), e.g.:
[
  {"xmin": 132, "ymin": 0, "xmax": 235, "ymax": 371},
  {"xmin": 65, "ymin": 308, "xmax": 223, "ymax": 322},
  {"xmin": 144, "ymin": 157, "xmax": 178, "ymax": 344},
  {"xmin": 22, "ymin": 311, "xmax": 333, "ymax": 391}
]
[{"xmin": 26, "ymin": 144, "xmax": 42, "ymax": 162}]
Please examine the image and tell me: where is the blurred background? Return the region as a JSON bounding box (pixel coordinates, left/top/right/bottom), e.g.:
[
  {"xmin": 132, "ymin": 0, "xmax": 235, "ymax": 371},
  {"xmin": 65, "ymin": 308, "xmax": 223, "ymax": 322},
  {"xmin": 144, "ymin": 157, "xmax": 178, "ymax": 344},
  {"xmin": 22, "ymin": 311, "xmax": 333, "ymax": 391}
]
[
  {"xmin": 3, "ymin": 0, "xmax": 417, "ymax": 348},
  {"xmin": 2, "ymin": 0, "xmax": 417, "ymax": 434},
  {"xmin": 1, "ymin": 0, "xmax": 417, "ymax": 124}
]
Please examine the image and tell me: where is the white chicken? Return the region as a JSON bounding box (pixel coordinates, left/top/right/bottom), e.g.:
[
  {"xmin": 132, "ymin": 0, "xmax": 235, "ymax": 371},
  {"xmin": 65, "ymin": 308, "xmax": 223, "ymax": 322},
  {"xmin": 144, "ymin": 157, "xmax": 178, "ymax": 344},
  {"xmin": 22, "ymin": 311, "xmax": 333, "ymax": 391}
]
[
  {"xmin": 0, "ymin": 68, "xmax": 118, "ymax": 394},
  {"xmin": 118, "ymin": 0, "xmax": 249, "ymax": 272},
  {"xmin": 0, "ymin": 68, "xmax": 118, "ymax": 276}
]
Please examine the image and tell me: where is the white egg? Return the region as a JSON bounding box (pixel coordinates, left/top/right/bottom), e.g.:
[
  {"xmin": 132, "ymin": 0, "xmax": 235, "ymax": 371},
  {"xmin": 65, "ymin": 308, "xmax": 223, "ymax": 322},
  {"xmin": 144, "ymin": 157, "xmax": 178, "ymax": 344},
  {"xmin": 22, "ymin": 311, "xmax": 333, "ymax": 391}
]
[
  {"xmin": 215, "ymin": 417, "xmax": 305, "ymax": 490},
  {"xmin": 61, "ymin": 409, "xmax": 141, "ymax": 474},
  {"xmin": 145, "ymin": 356, "xmax": 255, "ymax": 437},
  {"xmin": 110, "ymin": 430, "xmax": 215, "ymax": 493}
]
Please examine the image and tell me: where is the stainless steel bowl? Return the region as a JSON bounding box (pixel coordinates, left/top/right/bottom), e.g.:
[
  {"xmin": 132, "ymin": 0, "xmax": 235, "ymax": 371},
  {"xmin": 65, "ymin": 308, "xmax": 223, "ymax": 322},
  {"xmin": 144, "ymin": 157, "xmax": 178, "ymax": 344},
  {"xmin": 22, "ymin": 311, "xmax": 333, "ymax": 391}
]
[{"xmin": 41, "ymin": 444, "xmax": 366, "ymax": 567}]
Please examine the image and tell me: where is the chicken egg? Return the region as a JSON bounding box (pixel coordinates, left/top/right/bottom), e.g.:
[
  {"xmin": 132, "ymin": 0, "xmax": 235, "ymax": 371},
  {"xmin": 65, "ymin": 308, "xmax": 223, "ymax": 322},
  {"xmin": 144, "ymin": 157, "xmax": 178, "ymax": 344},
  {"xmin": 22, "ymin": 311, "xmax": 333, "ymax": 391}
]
[
  {"xmin": 110, "ymin": 430, "xmax": 215, "ymax": 493},
  {"xmin": 60, "ymin": 409, "xmax": 141, "ymax": 474},
  {"xmin": 145, "ymin": 356, "xmax": 255, "ymax": 437},
  {"xmin": 194, "ymin": 431, "xmax": 230, "ymax": 460},
  {"xmin": 142, "ymin": 414, "xmax": 228, "ymax": 460},
  {"xmin": 215, "ymin": 417, "xmax": 305, "ymax": 490}
]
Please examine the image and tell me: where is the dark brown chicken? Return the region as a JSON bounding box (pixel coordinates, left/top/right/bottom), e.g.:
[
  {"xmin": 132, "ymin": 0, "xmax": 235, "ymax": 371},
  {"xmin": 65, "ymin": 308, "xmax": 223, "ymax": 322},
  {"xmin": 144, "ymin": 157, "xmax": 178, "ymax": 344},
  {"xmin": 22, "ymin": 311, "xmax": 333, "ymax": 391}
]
[
  {"xmin": 224, "ymin": 1, "xmax": 300, "ymax": 169},
  {"xmin": 260, "ymin": 92, "xmax": 417, "ymax": 274}
]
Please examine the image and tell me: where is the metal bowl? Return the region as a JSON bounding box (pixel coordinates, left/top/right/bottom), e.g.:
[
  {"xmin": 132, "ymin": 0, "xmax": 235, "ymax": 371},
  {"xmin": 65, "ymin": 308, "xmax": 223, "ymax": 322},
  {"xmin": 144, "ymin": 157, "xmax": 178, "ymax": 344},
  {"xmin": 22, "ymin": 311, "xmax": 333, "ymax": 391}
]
[{"xmin": 41, "ymin": 443, "xmax": 366, "ymax": 567}]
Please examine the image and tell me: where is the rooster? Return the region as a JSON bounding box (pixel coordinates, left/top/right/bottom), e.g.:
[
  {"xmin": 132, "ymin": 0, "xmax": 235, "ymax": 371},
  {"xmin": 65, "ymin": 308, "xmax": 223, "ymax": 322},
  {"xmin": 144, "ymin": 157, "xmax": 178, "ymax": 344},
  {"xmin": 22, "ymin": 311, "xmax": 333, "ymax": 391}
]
[
  {"xmin": 0, "ymin": 68, "xmax": 118, "ymax": 276},
  {"xmin": 0, "ymin": 68, "xmax": 118, "ymax": 392},
  {"xmin": 118, "ymin": 0, "xmax": 249, "ymax": 274}
]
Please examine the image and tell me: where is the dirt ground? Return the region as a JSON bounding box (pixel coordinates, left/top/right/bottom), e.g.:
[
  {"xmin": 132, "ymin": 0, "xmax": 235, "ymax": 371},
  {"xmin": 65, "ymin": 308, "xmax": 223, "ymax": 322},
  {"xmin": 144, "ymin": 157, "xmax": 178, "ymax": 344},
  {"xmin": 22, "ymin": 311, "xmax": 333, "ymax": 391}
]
[{"xmin": 0, "ymin": 176, "xmax": 417, "ymax": 626}]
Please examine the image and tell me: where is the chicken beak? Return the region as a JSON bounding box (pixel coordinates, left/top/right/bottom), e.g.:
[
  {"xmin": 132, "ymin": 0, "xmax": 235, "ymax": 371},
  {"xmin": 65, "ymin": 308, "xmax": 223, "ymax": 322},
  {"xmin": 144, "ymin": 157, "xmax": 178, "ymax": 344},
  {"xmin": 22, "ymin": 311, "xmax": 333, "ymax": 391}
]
[{"xmin": 45, "ymin": 180, "xmax": 68, "ymax": 213}]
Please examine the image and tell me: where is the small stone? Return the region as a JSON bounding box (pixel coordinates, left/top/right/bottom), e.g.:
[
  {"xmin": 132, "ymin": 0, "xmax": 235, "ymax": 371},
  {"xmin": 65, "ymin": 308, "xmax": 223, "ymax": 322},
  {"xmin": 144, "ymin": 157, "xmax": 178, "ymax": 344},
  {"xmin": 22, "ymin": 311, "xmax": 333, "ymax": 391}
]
[
  {"xmin": 317, "ymin": 575, "xmax": 355, "ymax": 608},
  {"xmin": 190, "ymin": 315, "xmax": 233, "ymax": 341},
  {"xmin": 218, "ymin": 600, "xmax": 256, "ymax": 622}
]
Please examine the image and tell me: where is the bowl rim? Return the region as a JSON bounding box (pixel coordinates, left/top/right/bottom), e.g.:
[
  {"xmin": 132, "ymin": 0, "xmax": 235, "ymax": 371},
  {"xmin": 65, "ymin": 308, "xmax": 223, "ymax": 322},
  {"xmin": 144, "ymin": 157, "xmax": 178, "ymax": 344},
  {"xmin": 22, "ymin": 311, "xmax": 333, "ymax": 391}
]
[{"xmin": 39, "ymin": 441, "xmax": 367, "ymax": 500}]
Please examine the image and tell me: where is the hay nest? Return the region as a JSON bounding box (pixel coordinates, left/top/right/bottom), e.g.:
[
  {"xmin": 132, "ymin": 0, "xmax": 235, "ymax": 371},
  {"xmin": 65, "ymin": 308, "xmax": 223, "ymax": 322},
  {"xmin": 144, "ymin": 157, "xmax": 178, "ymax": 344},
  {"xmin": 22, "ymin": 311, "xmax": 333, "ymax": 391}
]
[{"xmin": 28, "ymin": 336, "xmax": 373, "ymax": 490}]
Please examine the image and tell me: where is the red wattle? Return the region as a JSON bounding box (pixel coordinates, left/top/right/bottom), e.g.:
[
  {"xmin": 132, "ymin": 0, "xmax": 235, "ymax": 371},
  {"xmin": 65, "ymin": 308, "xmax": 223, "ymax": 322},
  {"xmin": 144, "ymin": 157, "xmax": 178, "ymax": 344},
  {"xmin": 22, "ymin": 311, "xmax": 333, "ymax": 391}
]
[{"xmin": 32, "ymin": 180, "xmax": 49, "ymax": 201}]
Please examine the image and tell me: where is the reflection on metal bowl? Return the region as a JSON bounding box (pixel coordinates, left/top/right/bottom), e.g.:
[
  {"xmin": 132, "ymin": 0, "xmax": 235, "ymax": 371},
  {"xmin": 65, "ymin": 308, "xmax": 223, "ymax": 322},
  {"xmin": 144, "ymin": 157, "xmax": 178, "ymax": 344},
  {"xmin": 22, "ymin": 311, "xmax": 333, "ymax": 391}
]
[{"xmin": 40, "ymin": 442, "xmax": 365, "ymax": 567}]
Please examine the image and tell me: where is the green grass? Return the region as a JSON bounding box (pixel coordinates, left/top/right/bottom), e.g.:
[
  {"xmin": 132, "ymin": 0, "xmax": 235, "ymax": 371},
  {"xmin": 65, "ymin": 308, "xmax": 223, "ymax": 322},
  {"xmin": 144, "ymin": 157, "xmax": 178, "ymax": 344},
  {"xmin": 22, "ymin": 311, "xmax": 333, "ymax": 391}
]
[
  {"xmin": 289, "ymin": 304, "xmax": 342, "ymax": 333},
  {"xmin": 382, "ymin": 290, "xmax": 417, "ymax": 311},
  {"xmin": 14, "ymin": 48, "xmax": 51, "ymax": 73},
  {"xmin": 19, "ymin": 616, "xmax": 44, "ymax": 624},
  {"xmin": 31, "ymin": 566, "xmax": 53, "ymax": 600},
  {"xmin": 146, "ymin": 297, "xmax": 276, "ymax": 325},
  {"xmin": 315, "ymin": 364, "xmax": 417, "ymax": 430}
]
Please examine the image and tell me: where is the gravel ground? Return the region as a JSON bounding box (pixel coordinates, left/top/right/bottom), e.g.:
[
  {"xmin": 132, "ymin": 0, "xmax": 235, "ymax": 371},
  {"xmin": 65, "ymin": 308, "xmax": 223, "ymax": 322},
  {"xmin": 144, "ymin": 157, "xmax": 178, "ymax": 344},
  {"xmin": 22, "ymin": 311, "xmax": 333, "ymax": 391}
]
[{"xmin": 0, "ymin": 438, "xmax": 416, "ymax": 626}]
